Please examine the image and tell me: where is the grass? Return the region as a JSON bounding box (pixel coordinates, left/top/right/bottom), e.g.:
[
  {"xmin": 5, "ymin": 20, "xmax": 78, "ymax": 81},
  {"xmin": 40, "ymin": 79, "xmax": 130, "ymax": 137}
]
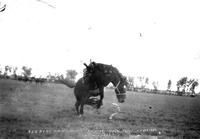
[{"xmin": 0, "ymin": 79, "xmax": 200, "ymax": 138}]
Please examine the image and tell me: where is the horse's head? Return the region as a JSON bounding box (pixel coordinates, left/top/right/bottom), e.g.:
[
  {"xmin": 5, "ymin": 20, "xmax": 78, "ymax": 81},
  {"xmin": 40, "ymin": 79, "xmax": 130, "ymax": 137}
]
[
  {"xmin": 84, "ymin": 61, "xmax": 128, "ymax": 103},
  {"xmin": 115, "ymin": 76, "xmax": 127, "ymax": 103}
]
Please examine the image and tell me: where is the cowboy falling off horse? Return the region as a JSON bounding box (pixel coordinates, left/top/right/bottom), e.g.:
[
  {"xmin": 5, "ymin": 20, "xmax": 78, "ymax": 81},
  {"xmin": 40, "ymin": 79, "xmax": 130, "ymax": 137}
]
[{"xmin": 73, "ymin": 61, "xmax": 128, "ymax": 117}]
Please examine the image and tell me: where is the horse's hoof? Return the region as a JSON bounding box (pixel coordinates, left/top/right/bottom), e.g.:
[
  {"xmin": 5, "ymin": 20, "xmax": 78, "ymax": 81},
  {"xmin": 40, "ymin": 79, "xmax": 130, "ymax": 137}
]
[{"xmin": 78, "ymin": 114, "xmax": 83, "ymax": 118}]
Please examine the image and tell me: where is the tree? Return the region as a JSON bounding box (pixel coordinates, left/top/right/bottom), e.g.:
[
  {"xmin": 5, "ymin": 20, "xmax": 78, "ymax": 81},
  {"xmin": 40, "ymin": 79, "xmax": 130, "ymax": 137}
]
[
  {"xmin": 0, "ymin": 65, "xmax": 2, "ymax": 75},
  {"xmin": 56, "ymin": 74, "xmax": 64, "ymax": 80},
  {"xmin": 13, "ymin": 67, "xmax": 18, "ymax": 75},
  {"xmin": 167, "ymin": 80, "xmax": 172, "ymax": 91},
  {"xmin": 3, "ymin": 65, "xmax": 12, "ymax": 78},
  {"xmin": 127, "ymin": 76, "xmax": 134, "ymax": 91},
  {"xmin": 187, "ymin": 79, "xmax": 199, "ymax": 95},
  {"xmin": 10, "ymin": 67, "xmax": 18, "ymax": 79},
  {"xmin": 66, "ymin": 70, "xmax": 78, "ymax": 81},
  {"xmin": 152, "ymin": 81, "xmax": 158, "ymax": 91},
  {"xmin": 22, "ymin": 66, "xmax": 32, "ymax": 77},
  {"xmin": 46, "ymin": 72, "xmax": 57, "ymax": 82},
  {"xmin": 4, "ymin": 65, "xmax": 11, "ymax": 76},
  {"xmin": 190, "ymin": 80, "xmax": 199, "ymax": 95},
  {"xmin": 145, "ymin": 77, "xmax": 149, "ymax": 88},
  {"xmin": 138, "ymin": 76, "xmax": 145, "ymax": 89},
  {"xmin": 176, "ymin": 77, "xmax": 188, "ymax": 95}
]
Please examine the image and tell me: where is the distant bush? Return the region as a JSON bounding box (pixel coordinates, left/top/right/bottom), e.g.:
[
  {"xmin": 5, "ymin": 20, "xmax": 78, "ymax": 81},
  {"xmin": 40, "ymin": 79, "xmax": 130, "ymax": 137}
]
[
  {"xmin": 66, "ymin": 70, "xmax": 77, "ymax": 81},
  {"xmin": 22, "ymin": 66, "xmax": 32, "ymax": 77}
]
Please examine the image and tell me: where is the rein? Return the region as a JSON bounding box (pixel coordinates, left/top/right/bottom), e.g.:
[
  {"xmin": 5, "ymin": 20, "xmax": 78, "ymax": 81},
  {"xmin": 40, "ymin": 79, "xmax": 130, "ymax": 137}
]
[{"xmin": 114, "ymin": 81, "xmax": 124, "ymax": 96}]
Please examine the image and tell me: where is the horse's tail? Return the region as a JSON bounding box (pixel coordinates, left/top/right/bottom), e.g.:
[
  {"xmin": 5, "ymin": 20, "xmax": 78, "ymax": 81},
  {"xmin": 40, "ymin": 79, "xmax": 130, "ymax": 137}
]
[{"xmin": 55, "ymin": 79, "xmax": 76, "ymax": 88}]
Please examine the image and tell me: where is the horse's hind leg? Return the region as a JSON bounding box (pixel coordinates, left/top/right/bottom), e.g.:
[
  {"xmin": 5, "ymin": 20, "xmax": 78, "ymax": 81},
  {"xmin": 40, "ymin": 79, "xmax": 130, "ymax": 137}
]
[
  {"xmin": 80, "ymin": 103, "xmax": 84, "ymax": 116},
  {"xmin": 75, "ymin": 101, "xmax": 80, "ymax": 115},
  {"xmin": 80, "ymin": 98, "xmax": 87, "ymax": 116}
]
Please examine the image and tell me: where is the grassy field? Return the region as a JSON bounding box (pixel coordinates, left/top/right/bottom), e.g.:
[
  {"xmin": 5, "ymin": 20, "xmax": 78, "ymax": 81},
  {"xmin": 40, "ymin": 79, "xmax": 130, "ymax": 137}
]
[{"xmin": 0, "ymin": 79, "xmax": 200, "ymax": 139}]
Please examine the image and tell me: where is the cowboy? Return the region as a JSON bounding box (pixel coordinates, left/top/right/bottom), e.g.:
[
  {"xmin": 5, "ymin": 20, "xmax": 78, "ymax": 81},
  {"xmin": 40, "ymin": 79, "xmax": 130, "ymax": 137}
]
[{"xmin": 83, "ymin": 61, "xmax": 97, "ymax": 90}]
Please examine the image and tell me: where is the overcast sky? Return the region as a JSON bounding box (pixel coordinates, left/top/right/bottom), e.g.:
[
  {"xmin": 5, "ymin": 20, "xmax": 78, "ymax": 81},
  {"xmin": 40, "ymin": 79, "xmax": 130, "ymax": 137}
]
[{"xmin": 1, "ymin": 0, "xmax": 200, "ymax": 90}]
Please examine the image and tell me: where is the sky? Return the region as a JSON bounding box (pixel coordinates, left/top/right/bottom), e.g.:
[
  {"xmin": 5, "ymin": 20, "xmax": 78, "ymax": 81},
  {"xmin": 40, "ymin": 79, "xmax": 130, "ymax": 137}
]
[{"xmin": 0, "ymin": 0, "xmax": 200, "ymax": 91}]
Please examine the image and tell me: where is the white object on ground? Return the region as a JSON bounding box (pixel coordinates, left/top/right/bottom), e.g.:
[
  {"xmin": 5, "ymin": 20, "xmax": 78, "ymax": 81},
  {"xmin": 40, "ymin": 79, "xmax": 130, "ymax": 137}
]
[
  {"xmin": 109, "ymin": 103, "xmax": 121, "ymax": 120},
  {"xmin": 109, "ymin": 112, "xmax": 118, "ymax": 120}
]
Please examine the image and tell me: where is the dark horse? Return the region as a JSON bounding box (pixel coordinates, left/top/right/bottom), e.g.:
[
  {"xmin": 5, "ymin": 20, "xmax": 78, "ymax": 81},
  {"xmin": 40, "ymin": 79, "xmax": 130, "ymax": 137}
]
[{"xmin": 74, "ymin": 62, "xmax": 128, "ymax": 116}]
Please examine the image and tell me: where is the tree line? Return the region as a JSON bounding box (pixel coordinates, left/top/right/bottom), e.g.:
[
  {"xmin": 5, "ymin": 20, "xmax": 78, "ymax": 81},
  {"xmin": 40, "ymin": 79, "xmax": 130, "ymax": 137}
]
[
  {"xmin": 126, "ymin": 76, "xmax": 199, "ymax": 96},
  {"xmin": 0, "ymin": 65, "xmax": 78, "ymax": 85},
  {"xmin": 1, "ymin": 65, "xmax": 199, "ymax": 96}
]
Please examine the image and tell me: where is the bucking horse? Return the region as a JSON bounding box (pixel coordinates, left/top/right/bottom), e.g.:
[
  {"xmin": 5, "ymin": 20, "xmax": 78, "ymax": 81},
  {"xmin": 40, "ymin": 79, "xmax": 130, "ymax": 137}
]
[{"xmin": 74, "ymin": 61, "xmax": 128, "ymax": 116}]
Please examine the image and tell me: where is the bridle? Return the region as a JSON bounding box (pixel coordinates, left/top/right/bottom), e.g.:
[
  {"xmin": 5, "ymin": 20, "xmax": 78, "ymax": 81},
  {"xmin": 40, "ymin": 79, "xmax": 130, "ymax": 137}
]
[{"xmin": 114, "ymin": 81, "xmax": 125, "ymax": 96}]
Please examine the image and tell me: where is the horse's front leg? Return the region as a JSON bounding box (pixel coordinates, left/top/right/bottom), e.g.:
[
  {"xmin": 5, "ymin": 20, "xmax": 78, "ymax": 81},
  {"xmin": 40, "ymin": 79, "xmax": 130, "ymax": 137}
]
[{"xmin": 97, "ymin": 87, "xmax": 104, "ymax": 109}]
